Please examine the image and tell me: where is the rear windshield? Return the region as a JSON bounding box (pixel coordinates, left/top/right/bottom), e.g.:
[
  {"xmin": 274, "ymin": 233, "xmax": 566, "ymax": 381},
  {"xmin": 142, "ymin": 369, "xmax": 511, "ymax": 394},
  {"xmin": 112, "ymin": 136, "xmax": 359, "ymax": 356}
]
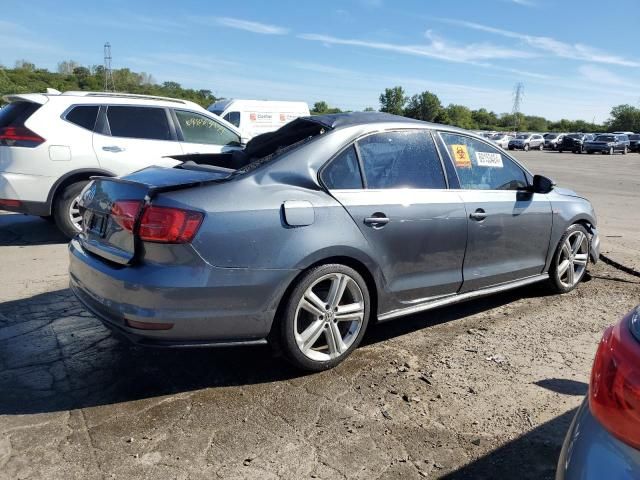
[
  {"xmin": 516, "ymin": 134, "xmax": 529, "ymax": 139},
  {"xmin": 0, "ymin": 102, "xmax": 41, "ymax": 127},
  {"xmin": 544, "ymin": 133, "xmax": 558, "ymax": 139},
  {"xmin": 629, "ymin": 134, "xmax": 640, "ymax": 140}
]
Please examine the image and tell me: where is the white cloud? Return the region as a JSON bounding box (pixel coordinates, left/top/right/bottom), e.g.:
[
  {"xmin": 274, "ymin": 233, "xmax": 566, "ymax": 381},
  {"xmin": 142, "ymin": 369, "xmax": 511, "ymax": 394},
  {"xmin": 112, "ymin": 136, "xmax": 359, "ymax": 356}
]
[
  {"xmin": 208, "ymin": 17, "xmax": 289, "ymax": 35},
  {"xmin": 438, "ymin": 19, "xmax": 640, "ymax": 67},
  {"xmin": 509, "ymin": 0, "xmax": 536, "ymax": 6},
  {"xmin": 578, "ymin": 65, "xmax": 639, "ymax": 88}
]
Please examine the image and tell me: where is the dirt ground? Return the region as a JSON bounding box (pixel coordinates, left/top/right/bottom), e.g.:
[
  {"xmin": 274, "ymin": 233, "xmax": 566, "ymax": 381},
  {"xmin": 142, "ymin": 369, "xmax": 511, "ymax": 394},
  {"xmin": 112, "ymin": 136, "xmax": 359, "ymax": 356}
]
[{"xmin": 0, "ymin": 150, "xmax": 639, "ymax": 480}]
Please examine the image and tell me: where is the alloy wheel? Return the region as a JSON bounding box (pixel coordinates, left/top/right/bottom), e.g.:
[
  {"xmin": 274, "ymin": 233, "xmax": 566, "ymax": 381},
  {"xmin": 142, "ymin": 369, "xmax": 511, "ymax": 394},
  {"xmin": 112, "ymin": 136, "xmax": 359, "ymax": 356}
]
[
  {"xmin": 68, "ymin": 195, "xmax": 83, "ymax": 232},
  {"xmin": 556, "ymin": 230, "xmax": 589, "ymax": 288},
  {"xmin": 294, "ymin": 272, "xmax": 365, "ymax": 362}
]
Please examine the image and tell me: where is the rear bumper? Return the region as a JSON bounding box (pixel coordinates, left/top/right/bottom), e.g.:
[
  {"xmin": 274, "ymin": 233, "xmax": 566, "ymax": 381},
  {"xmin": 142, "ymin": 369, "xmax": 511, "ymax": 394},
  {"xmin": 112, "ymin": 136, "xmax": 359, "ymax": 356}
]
[
  {"xmin": 0, "ymin": 172, "xmax": 54, "ymax": 215},
  {"xmin": 68, "ymin": 239, "xmax": 299, "ymax": 347},
  {"xmin": 556, "ymin": 399, "xmax": 640, "ymax": 480}
]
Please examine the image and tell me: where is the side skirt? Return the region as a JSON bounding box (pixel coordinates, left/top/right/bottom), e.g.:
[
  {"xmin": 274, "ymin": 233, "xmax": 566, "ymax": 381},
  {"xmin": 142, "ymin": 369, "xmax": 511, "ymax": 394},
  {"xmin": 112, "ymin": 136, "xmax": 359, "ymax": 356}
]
[{"xmin": 377, "ymin": 274, "xmax": 549, "ymax": 322}]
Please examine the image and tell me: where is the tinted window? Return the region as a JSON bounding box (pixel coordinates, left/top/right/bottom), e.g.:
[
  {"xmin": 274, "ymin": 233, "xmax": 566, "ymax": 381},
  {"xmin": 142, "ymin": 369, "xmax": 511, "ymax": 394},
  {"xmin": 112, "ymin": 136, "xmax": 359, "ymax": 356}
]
[
  {"xmin": 66, "ymin": 105, "xmax": 99, "ymax": 130},
  {"xmin": 440, "ymin": 132, "xmax": 528, "ymax": 191},
  {"xmin": 356, "ymin": 130, "xmax": 446, "ymax": 189},
  {"xmin": 629, "ymin": 134, "xmax": 640, "ymax": 140},
  {"xmin": 223, "ymin": 111, "xmax": 240, "ymax": 128},
  {"xmin": 107, "ymin": 106, "xmax": 171, "ymax": 140},
  {"xmin": 0, "ymin": 102, "xmax": 40, "ymax": 127},
  {"xmin": 175, "ymin": 110, "xmax": 240, "ymax": 146},
  {"xmin": 322, "ymin": 146, "xmax": 363, "ymax": 189}
]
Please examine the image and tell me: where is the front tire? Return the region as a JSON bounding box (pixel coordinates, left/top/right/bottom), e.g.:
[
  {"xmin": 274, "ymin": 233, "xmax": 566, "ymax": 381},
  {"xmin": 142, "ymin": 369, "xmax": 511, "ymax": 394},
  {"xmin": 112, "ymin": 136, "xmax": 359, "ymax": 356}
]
[
  {"xmin": 538, "ymin": 143, "xmax": 544, "ymax": 151},
  {"xmin": 608, "ymin": 147, "xmax": 614, "ymax": 155},
  {"xmin": 548, "ymin": 224, "xmax": 590, "ymax": 294},
  {"xmin": 277, "ymin": 264, "xmax": 370, "ymax": 371},
  {"xmin": 53, "ymin": 181, "xmax": 88, "ymax": 239},
  {"xmin": 524, "ymin": 144, "xmax": 530, "ymax": 151}
]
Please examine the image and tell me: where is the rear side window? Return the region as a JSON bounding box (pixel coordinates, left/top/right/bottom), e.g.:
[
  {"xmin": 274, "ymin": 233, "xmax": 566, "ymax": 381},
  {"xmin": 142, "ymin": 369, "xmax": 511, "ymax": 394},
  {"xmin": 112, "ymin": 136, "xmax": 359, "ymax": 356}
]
[
  {"xmin": 175, "ymin": 110, "xmax": 240, "ymax": 146},
  {"xmin": 66, "ymin": 105, "xmax": 99, "ymax": 131},
  {"xmin": 440, "ymin": 132, "xmax": 528, "ymax": 190},
  {"xmin": 322, "ymin": 146, "xmax": 363, "ymax": 189},
  {"xmin": 357, "ymin": 130, "xmax": 446, "ymax": 189},
  {"xmin": 106, "ymin": 106, "xmax": 171, "ymax": 140},
  {"xmin": 0, "ymin": 102, "xmax": 41, "ymax": 127},
  {"xmin": 223, "ymin": 111, "xmax": 240, "ymax": 128}
]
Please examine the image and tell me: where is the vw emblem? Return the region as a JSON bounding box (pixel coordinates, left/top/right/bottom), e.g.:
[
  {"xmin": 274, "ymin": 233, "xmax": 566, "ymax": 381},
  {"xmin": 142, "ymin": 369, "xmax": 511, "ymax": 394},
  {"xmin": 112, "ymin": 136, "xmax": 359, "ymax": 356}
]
[{"xmin": 82, "ymin": 182, "xmax": 97, "ymax": 205}]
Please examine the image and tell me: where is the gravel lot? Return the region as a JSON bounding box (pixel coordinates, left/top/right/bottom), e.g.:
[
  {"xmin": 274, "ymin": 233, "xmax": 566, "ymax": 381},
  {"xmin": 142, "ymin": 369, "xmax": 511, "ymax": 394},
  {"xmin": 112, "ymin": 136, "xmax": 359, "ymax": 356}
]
[{"xmin": 0, "ymin": 151, "xmax": 639, "ymax": 480}]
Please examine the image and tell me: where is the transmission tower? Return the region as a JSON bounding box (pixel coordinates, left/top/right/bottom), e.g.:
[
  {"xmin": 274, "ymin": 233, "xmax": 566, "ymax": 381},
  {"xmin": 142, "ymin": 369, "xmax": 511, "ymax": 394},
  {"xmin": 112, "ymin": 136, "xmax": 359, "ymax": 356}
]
[
  {"xmin": 511, "ymin": 82, "xmax": 524, "ymax": 133},
  {"xmin": 103, "ymin": 42, "xmax": 115, "ymax": 92}
]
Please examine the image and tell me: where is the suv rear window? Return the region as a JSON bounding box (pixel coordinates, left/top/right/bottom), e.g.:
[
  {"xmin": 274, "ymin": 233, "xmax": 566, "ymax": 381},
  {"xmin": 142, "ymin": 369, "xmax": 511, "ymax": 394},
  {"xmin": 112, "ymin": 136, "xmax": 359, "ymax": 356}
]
[
  {"xmin": 66, "ymin": 105, "xmax": 99, "ymax": 131},
  {"xmin": 0, "ymin": 102, "xmax": 41, "ymax": 127},
  {"xmin": 106, "ymin": 106, "xmax": 171, "ymax": 140}
]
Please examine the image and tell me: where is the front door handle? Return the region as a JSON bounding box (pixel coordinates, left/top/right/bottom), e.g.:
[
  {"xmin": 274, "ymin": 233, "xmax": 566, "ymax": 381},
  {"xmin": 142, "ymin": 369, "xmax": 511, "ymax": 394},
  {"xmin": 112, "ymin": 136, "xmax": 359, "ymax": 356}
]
[
  {"xmin": 364, "ymin": 214, "xmax": 390, "ymax": 228},
  {"xmin": 469, "ymin": 209, "xmax": 487, "ymax": 221},
  {"xmin": 102, "ymin": 145, "xmax": 126, "ymax": 153}
]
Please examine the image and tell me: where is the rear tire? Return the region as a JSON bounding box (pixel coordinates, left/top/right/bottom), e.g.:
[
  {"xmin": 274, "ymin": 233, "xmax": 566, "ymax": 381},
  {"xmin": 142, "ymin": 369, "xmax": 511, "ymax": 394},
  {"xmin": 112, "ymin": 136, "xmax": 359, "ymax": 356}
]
[
  {"xmin": 538, "ymin": 143, "xmax": 544, "ymax": 151},
  {"xmin": 608, "ymin": 147, "xmax": 614, "ymax": 155},
  {"xmin": 548, "ymin": 224, "xmax": 590, "ymax": 294},
  {"xmin": 53, "ymin": 181, "xmax": 88, "ymax": 239},
  {"xmin": 623, "ymin": 146, "xmax": 628, "ymax": 155},
  {"xmin": 277, "ymin": 264, "xmax": 371, "ymax": 372}
]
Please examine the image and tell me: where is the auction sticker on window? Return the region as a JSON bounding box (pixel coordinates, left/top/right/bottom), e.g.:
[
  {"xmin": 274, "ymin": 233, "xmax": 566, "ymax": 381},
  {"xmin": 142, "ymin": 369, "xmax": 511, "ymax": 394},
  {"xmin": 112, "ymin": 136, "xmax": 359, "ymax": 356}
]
[
  {"xmin": 475, "ymin": 151, "xmax": 503, "ymax": 168},
  {"xmin": 450, "ymin": 144, "xmax": 471, "ymax": 168}
]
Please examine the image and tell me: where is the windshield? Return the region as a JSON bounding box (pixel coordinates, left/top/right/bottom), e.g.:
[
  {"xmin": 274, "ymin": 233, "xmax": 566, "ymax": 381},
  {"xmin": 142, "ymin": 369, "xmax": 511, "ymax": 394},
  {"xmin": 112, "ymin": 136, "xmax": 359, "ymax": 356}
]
[
  {"xmin": 629, "ymin": 134, "xmax": 640, "ymax": 140},
  {"xmin": 544, "ymin": 133, "xmax": 558, "ymax": 139},
  {"xmin": 516, "ymin": 134, "xmax": 529, "ymax": 139},
  {"xmin": 595, "ymin": 135, "xmax": 615, "ymax": 142},
  {"xmin": 209, "ymin": 109, "xmax": 224, "ymax": 116},
  {"xmin": 567, "ymin": 134, "xmax": 581, "ymax": 139}
]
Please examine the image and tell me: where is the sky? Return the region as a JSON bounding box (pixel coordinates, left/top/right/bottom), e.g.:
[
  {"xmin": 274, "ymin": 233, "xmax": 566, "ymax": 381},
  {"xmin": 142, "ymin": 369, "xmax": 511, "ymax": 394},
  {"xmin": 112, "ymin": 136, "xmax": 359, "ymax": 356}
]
[{"xmin": 2, "ymin": 0, "xmax": 639, "ymax": 122}]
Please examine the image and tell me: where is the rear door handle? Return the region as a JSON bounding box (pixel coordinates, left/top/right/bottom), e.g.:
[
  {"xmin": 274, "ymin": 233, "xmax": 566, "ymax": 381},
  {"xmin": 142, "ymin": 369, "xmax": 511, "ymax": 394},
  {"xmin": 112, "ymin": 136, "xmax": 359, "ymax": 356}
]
[
  {"xmin": 364, "ymin": 215, "xmax": 390, "ymax": 228},
  {"xmin": 469, "ymin": 209, "xmax": 487, "ymax": 221},
  {"xmin": 102, "ymin": 145, "xmax": 126, "ymax": 153}
]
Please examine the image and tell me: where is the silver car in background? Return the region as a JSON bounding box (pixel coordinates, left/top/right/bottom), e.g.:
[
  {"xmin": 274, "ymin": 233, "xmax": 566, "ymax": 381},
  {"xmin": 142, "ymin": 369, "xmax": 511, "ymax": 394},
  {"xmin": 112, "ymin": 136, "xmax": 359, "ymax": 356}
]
[
  {"xmin": 557, "ymin": 306, "xmax": 640, "ymax": 479},
  {"xmin": 508, "ymin": 133, "xmax": 545, "ymax": 151},
  {"xmin": 491, "ymin": 133, "xmax": 513, "ymax": 149},
  {"xmin": 69, "ymin": 112, "xmax": 600, "ymax": 371}
]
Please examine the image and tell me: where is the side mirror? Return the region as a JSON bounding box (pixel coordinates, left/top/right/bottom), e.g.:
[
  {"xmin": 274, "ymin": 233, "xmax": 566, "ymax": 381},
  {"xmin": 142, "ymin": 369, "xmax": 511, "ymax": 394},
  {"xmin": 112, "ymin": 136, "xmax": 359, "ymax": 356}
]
[{"xmin": 532, "ymin": 174, "xmax": 555, "ymax": 194}]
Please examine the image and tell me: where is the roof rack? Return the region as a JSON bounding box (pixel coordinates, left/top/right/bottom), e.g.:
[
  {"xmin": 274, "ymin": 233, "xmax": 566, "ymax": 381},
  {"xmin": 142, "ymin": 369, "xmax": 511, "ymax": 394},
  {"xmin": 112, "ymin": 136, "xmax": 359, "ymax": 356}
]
[{"xmin": 61, "ymin": 91, "xmax": 188, "ymax": 104}]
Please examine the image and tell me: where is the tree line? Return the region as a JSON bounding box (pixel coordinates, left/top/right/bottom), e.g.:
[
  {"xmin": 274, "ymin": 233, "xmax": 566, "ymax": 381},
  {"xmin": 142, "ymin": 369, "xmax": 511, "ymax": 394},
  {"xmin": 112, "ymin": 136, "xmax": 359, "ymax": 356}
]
[{"xmin": 1, "ymin": 61, "xmax": 638, "ymax": 133}]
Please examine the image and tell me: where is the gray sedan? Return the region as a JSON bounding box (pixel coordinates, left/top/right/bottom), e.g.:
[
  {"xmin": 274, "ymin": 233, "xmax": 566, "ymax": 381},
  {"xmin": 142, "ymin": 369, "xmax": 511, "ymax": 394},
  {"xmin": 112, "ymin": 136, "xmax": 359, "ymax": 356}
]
[{"xmin": 69, "ymin": 112, "xmax": 600, "ymax": 371}]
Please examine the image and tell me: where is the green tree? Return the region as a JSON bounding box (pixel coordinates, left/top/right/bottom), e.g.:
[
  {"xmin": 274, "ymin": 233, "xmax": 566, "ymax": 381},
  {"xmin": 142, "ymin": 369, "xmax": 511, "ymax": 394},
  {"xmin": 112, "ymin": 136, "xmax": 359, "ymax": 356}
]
[
  {"xmin": 404, "ymin": 91, "xmax": 442, "ymax": 122},
  {"xmin": 312, "ymin": 101, "xmax": 329, "ymax": 114},
  {"xmin": 57, "ymin": 60, "xmax": 79, "ymax": 75},
  {"xmin": 471, "ymin": 108, "xmax": 498, "ymax": 129},
  {"xmin": 606, "ymin": 104, "xmax": 640, "ymax": 132},
  {"xmin": 379, "ymin": 86, "xmax": 406, "ymax": 115},
  {"xmin": 363, "ymin": 107, "xmax": 376, "ymax": 112},
  {"xmin": 444, "ymin": 104, "xmax": 476, "ymax": 129}
]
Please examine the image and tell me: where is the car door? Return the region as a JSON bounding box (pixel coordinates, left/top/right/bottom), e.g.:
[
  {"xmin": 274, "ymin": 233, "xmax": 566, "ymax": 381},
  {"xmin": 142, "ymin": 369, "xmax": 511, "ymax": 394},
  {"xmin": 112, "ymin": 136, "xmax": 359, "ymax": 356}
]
[
  {"xmin": 438, "ymin": 132, "xmax": 553, "ymax": 292},
  {"xmin": 323, "ymin": 130, "xmax": 467, "ymax": 305},
  {"xmin": 173, "ymin": 109, "xmax": 242, "ymax": 154},
  {"xmin": 93, "ymin": 105, "xmax": 183, "ymax": 176}
]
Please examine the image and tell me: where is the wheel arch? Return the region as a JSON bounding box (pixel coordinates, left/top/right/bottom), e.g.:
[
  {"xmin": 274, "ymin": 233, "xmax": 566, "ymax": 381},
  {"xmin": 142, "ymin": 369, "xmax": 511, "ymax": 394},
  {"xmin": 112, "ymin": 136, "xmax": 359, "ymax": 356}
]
[{"xmin": 45, "ymin": 168, "xmax": 116, "ymax": 215}]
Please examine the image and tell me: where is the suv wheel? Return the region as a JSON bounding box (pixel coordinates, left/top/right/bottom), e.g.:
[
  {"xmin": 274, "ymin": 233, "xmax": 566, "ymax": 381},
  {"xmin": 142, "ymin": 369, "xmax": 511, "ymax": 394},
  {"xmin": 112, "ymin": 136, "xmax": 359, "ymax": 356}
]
[
  {"xmin": 523, "ymin": 144, "xmax": 530, "ymax": 151},
  {"xmin": 548, "ymin": 224, "xmax": 590, "ymax": 294},
  {"xmin": 623, "ymin": 146, "xmax": 628, "ymax": 155},
  {"xmin": 609, "ymin": 147, "xmax": 614, "ymax": 155},
  {"xmin": 53, "ymin": 181, "xmax": 88, "ymax": 238},
  {"xmin": 277, "ymin": 264, "xmax": 370, "ymax": 371},
  {"xmin": 538, "ymin": 143, "xmax": 544, "ymax": 151}
]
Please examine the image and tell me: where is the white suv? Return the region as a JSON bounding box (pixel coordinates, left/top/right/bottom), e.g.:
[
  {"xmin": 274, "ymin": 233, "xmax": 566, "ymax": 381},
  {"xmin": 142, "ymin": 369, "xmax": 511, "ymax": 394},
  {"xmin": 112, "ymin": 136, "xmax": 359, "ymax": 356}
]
[{"xmin": 0, "ymin": 91, "xmax": 242, "ymax": 237}]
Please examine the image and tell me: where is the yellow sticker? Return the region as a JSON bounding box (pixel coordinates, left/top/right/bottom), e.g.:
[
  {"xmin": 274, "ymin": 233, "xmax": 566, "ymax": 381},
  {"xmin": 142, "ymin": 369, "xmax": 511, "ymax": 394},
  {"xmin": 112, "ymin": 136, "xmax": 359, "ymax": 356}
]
[{"xmin": 451, "ymin": 144, "xmax": 472, "ymax": 168}]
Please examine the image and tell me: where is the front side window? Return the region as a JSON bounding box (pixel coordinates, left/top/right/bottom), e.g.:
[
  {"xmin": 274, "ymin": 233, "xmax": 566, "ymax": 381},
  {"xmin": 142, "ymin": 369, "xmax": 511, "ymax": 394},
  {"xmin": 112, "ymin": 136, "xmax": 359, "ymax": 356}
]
[
  {"xmin": 321, "ymin": 145, "xmax": 363, "ymax": 189},
  {"xmin": 440, "ymin": 132, "xmax": 528, "ymax": 191},
  {"xmin": 66, "ymin": 105, "xmax": 99, "ymax": 131},
  {"xmin": 356, "ymin": 130, "xmax": 446, "ymax": 189},
  {"xmin": 106, "ymin": 106, "xmax": 171, "ymax": 140},
  {"xmin": 223, "ymin": 111, "xmax": 240, "ymax": 128},
  {"xmin": 175, "ymin": 110, "xmax": 240, "ymax": 146}
]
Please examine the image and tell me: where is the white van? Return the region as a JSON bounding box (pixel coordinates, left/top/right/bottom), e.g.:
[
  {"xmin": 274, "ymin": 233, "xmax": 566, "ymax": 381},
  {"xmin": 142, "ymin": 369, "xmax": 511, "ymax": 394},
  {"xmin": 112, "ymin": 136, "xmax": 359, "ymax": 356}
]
[{"xmin": 208, "ymin": 99, "xmax": 310, "ymax": 140}]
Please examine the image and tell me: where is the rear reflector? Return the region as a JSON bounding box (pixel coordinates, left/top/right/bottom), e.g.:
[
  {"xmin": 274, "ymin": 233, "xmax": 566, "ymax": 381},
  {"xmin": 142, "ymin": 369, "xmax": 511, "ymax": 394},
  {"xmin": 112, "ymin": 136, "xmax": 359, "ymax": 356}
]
[
  {"xmin": 589, "ymin": 308, "xmax": 640, "ymax": 449},
  {"xmin": 125, "ymin": 318, "xmax": 174, "ymax": 330},
  {"xmin": 110, "ymin": 200, "xmax": 203, "ymax": 244},
  {"xmin": 0, "ymin": 199, "xmax": 21, "ymax": 208},
  {"xmin": 0, "ymin": 126, "xmax": 45, "ymax": 147}
]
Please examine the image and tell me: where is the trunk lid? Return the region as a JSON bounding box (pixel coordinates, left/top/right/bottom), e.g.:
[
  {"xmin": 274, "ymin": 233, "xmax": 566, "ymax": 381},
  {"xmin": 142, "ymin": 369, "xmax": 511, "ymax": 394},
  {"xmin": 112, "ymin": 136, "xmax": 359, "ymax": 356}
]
[{"xmin": 78, "ymin": 165, "xmax": 233, "ymax": 264}]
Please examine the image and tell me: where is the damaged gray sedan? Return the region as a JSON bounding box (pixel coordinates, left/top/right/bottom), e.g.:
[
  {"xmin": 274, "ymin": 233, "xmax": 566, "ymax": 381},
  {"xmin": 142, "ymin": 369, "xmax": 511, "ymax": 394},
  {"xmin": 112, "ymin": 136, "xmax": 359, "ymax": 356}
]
[{"xmin": 69, "ymin": 112, "xmax": 600, "ymax": 371}]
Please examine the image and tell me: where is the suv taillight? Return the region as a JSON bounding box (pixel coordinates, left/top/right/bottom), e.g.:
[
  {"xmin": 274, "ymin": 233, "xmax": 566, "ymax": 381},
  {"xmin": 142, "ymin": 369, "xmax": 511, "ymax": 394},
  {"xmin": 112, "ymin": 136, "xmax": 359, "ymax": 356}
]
[
  {"xmin": 589, "ymin": 307, "xmax": 640, "ymax": 449},
  {"xmin": 0, "ymin": 126, "xmax": 45, "ymax": 147},
  {"xmin": 110, "ymin": 201, "xmax": 203, "ymax": 244}
]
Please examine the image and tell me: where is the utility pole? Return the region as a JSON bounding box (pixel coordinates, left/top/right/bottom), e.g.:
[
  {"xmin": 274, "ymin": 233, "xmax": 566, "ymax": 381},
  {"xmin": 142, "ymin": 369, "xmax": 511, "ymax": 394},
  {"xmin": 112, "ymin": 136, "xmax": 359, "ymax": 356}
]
[
  {"xmin": 103, "ymin": 42, "xmax": 115, "ymax": 92},
  {"xmin": 512, "ymin": 82, "xmax": 524, "ymax": 133}
]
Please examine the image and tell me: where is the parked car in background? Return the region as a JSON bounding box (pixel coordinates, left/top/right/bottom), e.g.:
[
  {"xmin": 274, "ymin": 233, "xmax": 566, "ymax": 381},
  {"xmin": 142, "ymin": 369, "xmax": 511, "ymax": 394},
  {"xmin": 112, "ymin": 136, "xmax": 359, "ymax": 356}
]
[
  {"xmin": 584, "ymin": 134, "xmax": 630, "ymax": 155},
  {"xmin": 556, "ymin": 305, "xmax": 640, "ymax": 479},
  {"xmin": 208, "ymin": 99, "xmax": 310, "ymax": 141},
  {"xmin": 558, "ymin": 133, "xmax": 594, "ymax": 154},
  {"xmin": 491, "ymin": 133, "xmax": 512, "ymax": 149},
  {"xmin": 543, "ymin": 133, "xmax": 565, "ymax": 150},
  {"xmin": 628, "ymin": 133, "xmax": 640, "ymax": 152},
  {"xmin": 69, "ymin": 112, "xmax": 599, "ymax": 372},
  {"xmin": 612, "ymin": 131, "xmax": 635, "ymax": 135},
  {"xmin": 0, "ymin": 90, "xmax": 242, "ymax": 237},
  {"xmin": 508, "ymin": 133, "xmax": 545, "ymax": 151}
]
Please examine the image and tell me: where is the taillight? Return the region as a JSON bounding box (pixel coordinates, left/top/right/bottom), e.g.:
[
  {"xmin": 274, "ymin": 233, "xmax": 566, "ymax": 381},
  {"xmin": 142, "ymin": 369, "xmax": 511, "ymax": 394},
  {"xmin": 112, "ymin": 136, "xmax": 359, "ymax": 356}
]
[
  {"xmin": 0, "ymin": 126, "xmax": 45, "ymax": 147},
  {"xmin": 139, "ymin": 206, "xmax": 203, "ymax": 243},
  {"xmin": 109, "ymin": 201, "xmax": 203, "ymax": 244},
  {"xmin": 589, "ymin": 307, "xmax": 640, "ymax": 449}
]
